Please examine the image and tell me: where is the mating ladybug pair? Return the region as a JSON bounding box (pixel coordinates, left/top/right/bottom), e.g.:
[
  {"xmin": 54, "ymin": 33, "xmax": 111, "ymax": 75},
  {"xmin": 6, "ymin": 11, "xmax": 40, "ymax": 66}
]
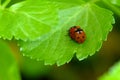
[{"xmin": 69, "ymin": 26, "xmax": 86, "ymax": 43}]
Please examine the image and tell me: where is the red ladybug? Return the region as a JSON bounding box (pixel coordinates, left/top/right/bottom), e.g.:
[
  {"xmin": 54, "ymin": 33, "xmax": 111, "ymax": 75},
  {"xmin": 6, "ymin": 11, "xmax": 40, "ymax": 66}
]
[{"xmin": 69, "ymin": 26, "xmax": 86, "ymax": 43}]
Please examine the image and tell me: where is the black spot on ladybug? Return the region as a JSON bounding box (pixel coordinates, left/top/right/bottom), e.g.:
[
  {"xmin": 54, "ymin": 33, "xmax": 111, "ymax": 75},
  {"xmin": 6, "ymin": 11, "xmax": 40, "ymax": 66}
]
[
  {"xmin": 77, "ymin": 37, "xmax": 79, "ymax": 39},
  {"xmin": 82, "ymin": 36, "xmax": 85, "ymax": 38}
]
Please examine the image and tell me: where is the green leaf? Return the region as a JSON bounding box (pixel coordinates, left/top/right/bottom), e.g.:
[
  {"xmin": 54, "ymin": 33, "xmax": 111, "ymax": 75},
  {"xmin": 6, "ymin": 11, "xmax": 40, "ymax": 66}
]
[
  {"xmin": 0, "ymin": 40, "xmax": 21, "ymax": 80},
  {"xmin": 99, "ymin": 61, "xmax": 120, "ymax": 80},
  {"xmin": 19, "ymin": 1, "xmax": 114, "ymax": 66},
  {"xmin": 102, "ymin": 0, "xmax": 120, "ymax": 17},
  {"xmin": 0, "ymin": 0, "xmax": 62, "ymax": 40},
  {"xmin": 107, "ymin": 0, "xmax": 120, "ymax": 6}
]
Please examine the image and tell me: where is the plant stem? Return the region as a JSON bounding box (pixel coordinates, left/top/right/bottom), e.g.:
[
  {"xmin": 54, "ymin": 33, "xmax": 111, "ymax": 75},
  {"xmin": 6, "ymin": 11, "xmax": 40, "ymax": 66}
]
[
  {"xmin": 2, "ymin": 0, "xmax": 11, "ymax": 8},
  {"xmin": 102, "ymin": 0, "xmax": 120, "ymax": 17}
]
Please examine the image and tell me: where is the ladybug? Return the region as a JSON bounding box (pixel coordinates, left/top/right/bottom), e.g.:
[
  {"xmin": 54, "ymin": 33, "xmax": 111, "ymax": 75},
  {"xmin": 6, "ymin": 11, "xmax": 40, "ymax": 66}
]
[{"xmin": 69, "ymin": 26, "xmax": 86, "ymax": 43}]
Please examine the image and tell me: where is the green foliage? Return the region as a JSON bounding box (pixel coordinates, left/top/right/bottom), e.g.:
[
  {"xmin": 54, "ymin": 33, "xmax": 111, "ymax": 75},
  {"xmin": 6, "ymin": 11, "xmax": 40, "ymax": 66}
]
[
  {"xmin": 99, "ymin": 61, "xmax": 120, "ymax": 80},
  {"xmin": 0, "ymin": 0, "xmax": 115, "ymax": 66},
  {"xmin": 0, "ymin": 0, "xmax": 119, "ymax": 79},
  {"xmin": 0, "ymin": 40, "xmax": 21, "ymax": 80},
  {"xmin": 108, "ymin": 0, "xmax": 120, "ymax": 6},
  {"xmin": 102, "ymin": 0, "xmax": 120, "ymax": 17},
  {"xmin": 0, "ymin": 0, "xmax": 55, "ymax": 40},
  {"xmin": 18, "ymin": 0, "xmax": 114, "ymax": 66}
]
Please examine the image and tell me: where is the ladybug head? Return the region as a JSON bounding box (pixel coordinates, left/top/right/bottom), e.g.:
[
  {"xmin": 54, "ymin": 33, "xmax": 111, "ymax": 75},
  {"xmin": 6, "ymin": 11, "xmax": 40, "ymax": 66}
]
[{"xmin": 76, "ymin": 28, "xmax": 83, "ymax": 32}]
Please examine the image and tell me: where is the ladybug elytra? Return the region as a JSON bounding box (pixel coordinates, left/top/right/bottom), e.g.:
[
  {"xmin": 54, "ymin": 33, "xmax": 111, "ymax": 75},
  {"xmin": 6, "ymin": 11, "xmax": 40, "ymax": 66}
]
[{"xmin": 69, "ymin": 26, "xmax": 86, "ymax": 43}]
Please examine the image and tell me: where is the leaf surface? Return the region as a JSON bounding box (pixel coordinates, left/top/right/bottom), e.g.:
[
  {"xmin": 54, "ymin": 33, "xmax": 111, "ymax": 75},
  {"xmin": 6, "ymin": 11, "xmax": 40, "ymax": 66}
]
[
  {"xmin": 0, "ymin": 0, "xmax": 62, "ymax": 40},
  {"xmin": 19, "ymin": 1, "xmax": 114, "ymax": 66},
  {"xmin": 108, "ymin": 0, "xmax": 120, "ymax": 6},
  {"xmin": 102, "ymin": 0, "xmax": 120, "ymax": 17}
]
